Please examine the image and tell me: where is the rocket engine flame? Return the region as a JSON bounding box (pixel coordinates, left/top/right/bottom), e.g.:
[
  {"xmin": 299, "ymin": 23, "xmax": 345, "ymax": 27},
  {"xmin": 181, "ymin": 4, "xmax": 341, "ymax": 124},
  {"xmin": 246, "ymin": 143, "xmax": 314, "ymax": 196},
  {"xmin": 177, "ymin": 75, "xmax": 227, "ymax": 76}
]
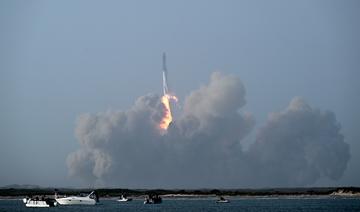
[{"xmin": 159, "ymin": 94, "xmax": 178, "ymax": 130}]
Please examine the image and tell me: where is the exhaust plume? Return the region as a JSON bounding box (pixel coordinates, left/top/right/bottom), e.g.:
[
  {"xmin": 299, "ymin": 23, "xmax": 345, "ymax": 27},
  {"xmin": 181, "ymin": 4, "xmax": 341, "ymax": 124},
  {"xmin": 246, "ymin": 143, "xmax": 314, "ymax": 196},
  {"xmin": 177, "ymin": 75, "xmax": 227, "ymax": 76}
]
[
  {"xmin": 159, "ymin": 94, "xmax": 178, "ymax": 131},
  {"xmin": 67, "ymin": 72, "xmax": 350, "ymax": 188}
]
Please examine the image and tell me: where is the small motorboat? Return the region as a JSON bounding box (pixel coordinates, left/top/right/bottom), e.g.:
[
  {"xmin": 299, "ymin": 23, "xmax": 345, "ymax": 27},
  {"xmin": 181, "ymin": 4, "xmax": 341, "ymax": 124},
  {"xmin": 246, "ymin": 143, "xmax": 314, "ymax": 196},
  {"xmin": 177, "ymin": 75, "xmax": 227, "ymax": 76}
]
[
  {"xmin": 216, "ymin": 196, "xmax": 230, "ymax": 203},
  {"xmin": 144, "ymin": 194, "xmax": 162, "ymax": 204},
  {"xmin": 117, "ymin": 194, "xmax": 132, "ymax": 202},
  {"xmin": 23, "ymin": 197, "xmax": 57, "ymax": 207}
]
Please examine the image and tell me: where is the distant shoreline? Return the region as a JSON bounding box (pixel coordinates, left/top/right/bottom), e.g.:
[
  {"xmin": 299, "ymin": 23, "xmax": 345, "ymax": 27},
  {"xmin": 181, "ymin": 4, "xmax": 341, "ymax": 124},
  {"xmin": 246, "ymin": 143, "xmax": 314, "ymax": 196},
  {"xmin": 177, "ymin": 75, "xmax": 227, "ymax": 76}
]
[
  {"xmin": 1, "ymin": 187, "xmax": 359, "ymax": 199},
  {"xmin": 1, "ymin": 195, "xmax": 359, "ymax": 201}
]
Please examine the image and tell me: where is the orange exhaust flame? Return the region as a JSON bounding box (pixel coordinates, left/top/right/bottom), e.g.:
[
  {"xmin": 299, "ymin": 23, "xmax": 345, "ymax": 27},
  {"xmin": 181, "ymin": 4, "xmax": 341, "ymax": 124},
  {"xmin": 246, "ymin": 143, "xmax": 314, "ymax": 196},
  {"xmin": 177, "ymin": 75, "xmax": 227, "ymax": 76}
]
[{"xmin": 159, "ymin": 94, "xmax": 178, "ymax": 130}]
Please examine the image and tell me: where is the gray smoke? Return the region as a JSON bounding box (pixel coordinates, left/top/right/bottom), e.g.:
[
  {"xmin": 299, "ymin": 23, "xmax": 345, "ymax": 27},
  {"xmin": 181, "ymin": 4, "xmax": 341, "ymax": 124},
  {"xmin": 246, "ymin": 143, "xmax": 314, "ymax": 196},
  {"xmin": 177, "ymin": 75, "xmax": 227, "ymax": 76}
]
[
  {"xmin": 67, "ymin": 72, "xmax": 350, "ymax": 188},
  {"xmin": 247, "ymin": 97, "xmax": 350, "ymax": 187}
]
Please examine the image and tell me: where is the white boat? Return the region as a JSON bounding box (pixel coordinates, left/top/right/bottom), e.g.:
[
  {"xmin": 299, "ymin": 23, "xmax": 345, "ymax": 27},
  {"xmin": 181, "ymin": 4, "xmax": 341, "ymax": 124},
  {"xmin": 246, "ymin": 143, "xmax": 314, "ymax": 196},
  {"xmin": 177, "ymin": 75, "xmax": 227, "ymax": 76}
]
[
  {"xmin": 55, "ymin": 190, "xmax": 99, "ymax": 205},
  {"xmin": 23, "ymin": 197, "xmax": 57, "ymax": 207},
  {"xmin": 117, "ymin": 195, "xmax": 132, "ymax": 202},
  {"xmin": 216, "ymin": 196, "xmax": 230, "ymax": 203}
]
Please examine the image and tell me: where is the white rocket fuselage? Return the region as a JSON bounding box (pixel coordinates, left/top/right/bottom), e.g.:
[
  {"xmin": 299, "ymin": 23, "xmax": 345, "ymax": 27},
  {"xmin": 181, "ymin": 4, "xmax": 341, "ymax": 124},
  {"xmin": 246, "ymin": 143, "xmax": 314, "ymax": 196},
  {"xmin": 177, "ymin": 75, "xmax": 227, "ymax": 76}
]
[
  {"xmin": 162, "ymin": 53, "xmax": 169, "ymax": 96},
  {"xmin": 163, "ymin": 71, "xmax": 168, "ymax": 95}
]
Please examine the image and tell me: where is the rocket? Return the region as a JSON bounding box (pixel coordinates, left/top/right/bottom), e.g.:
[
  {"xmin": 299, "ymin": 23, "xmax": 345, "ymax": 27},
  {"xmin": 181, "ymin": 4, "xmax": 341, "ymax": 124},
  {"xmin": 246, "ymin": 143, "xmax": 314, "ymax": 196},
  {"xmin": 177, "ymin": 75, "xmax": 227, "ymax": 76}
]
[
  {"xmin": 159, "ymin": 52, "xmax": 178, "ymax": 130},
  {"xmin": 162, "ymin": 52, "xmax": 169, "ymax": 96}
]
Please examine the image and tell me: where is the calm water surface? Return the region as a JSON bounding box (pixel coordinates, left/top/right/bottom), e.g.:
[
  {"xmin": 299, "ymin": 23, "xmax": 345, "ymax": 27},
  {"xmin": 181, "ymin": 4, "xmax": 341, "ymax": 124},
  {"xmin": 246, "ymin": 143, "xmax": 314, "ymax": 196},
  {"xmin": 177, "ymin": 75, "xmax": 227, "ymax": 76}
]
[{"xmin": 1, "ymin": 197, "xmax": 360, "ymax": 212}]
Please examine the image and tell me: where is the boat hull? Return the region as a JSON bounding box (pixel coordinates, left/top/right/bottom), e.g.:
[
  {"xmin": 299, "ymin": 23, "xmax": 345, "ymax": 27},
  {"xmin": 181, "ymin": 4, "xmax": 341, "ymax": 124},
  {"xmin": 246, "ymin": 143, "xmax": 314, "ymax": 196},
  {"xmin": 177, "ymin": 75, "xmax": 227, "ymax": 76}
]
[
  {"xmin": 25, "ymin": 200, "xmax": 56, "ymax": 207},
  {"xmin": 117, "ymin": 199, "xmax": 132, "ymax": 202},
  {"xmin": 56, "ymin": 198, "xmax": 96, "ymax": 205},
  {"xmin": 216, "ymin": 200, "xmax": 230, "ymax": 203}
]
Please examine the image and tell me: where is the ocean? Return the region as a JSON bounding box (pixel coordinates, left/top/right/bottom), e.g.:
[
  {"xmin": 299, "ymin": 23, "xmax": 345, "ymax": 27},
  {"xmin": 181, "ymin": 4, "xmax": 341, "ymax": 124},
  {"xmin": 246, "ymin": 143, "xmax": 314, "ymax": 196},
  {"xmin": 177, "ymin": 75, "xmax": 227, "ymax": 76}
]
[{"xmin": 1, "ymin": 197, "xmax": 360, "ymax": 212}]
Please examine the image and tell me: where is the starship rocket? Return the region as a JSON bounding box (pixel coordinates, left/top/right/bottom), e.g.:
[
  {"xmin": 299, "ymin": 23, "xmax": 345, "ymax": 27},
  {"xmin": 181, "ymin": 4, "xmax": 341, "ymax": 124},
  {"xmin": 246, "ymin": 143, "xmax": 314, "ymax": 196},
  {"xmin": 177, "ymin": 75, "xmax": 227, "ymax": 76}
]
[{"xmin": 162, "ymin": 52, "xmax": 169, "ymax": 96}]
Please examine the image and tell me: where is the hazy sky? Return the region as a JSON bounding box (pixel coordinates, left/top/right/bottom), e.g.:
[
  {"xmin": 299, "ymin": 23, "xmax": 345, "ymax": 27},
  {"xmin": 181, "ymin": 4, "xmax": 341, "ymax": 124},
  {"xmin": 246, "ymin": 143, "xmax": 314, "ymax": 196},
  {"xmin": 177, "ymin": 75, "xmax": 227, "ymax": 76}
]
[{"xmin": 0, "ymin": 0, "xmax": 359, "ymax": 188}]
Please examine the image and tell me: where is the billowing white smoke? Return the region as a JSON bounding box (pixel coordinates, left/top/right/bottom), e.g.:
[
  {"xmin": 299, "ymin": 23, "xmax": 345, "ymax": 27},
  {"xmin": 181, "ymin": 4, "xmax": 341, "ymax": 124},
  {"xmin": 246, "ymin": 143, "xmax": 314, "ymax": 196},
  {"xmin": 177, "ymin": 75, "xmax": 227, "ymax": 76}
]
[{"xmin": 67, "ymin": 72, "xmax": 350, "ymax": 188}]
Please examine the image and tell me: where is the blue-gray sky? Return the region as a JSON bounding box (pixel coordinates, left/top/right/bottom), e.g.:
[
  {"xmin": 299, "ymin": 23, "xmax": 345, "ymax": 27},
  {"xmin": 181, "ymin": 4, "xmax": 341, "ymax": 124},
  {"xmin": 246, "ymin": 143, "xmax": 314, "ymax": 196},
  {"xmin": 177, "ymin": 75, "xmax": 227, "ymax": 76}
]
[{"xmin": 0, "ymin": 0, "xmax": 359, "ymax": 187}]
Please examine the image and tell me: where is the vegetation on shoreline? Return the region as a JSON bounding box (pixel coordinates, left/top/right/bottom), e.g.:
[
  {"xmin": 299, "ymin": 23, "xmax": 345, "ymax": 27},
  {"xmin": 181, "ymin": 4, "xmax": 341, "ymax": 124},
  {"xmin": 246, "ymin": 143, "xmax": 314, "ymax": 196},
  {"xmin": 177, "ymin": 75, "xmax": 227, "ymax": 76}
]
[{"xmin": 1, "ymin": 187, "xmax": 360, "ymax": 198}]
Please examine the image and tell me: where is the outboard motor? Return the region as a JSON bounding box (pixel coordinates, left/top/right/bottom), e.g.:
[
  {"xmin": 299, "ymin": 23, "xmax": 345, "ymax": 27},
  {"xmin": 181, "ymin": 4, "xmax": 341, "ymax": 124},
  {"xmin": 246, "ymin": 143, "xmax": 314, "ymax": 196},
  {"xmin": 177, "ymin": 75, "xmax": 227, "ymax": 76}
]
[
  {"xmin": 89, "ymin": 191, "xmax": 99, "ymax": 202},
  {"xmin": 54, "ymin": 189, "xmax": 59, "ymax": 199}
]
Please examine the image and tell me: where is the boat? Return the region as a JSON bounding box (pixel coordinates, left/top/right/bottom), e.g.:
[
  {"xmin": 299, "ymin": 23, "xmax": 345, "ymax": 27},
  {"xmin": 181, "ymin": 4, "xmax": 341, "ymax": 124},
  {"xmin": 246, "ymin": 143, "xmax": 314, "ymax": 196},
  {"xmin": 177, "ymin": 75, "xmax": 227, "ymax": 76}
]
[
  {"xmin": 331, "ymin": 189, "xmax": 360, "ymax": 197},
  {"xmin": 216, "ymin": 196, "xmax": 230, "ymax": 203},
  {"xmin": 144, "ymin": 194, "xmax": 162, "ymax": 204},
  {"xmin": 23, "ymin": 197, "xmax": 57, "ymax": 207},
  {"xmin": 117, "ymin": 194, "xmax": 132, "ymax": 202},
  {"xmin": 55, "ymin": 190, "xmax": 99, "ymax": 205}
]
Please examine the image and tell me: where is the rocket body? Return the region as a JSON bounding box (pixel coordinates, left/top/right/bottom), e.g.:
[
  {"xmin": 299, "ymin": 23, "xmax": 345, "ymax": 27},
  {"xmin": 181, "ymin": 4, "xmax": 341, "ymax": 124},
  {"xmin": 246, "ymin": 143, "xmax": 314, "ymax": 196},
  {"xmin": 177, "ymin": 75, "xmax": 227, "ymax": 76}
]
[
  {"xmin": 162, "ymin": 53, "xmax": 169, "ymax": 95},
  {"xmin": 163, "ymin": 71, "xmax": 169, "ymax": 95}
]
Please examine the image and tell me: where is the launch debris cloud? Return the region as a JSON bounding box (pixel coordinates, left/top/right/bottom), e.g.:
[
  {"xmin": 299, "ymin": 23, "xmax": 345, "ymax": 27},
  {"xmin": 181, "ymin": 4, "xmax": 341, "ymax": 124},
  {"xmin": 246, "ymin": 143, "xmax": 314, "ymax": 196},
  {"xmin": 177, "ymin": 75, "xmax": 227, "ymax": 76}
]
[{"xmin": 67, "ymin": 60, "xmax": 350, "ymax": 188}]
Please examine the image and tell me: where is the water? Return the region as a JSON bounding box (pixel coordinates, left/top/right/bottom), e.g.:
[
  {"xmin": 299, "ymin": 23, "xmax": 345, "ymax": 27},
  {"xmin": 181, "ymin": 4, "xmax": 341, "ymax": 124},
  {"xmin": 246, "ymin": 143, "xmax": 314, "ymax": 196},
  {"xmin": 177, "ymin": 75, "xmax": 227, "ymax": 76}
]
[{"xmin": 1, "ymin": 197, "xmax": 360, "ymax": 212}]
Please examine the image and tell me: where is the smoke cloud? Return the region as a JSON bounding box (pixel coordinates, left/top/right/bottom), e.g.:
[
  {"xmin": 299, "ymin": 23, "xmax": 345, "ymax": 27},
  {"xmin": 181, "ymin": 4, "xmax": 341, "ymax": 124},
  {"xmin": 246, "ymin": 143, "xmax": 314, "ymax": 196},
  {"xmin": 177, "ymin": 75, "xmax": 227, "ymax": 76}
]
[
  {"xmin": 67, "ymin": 72, "xmax": 350, "ymax": 188},
  {"xmin": 247, "ymin": 97, "xmax": 350, "ymax": 187}
]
